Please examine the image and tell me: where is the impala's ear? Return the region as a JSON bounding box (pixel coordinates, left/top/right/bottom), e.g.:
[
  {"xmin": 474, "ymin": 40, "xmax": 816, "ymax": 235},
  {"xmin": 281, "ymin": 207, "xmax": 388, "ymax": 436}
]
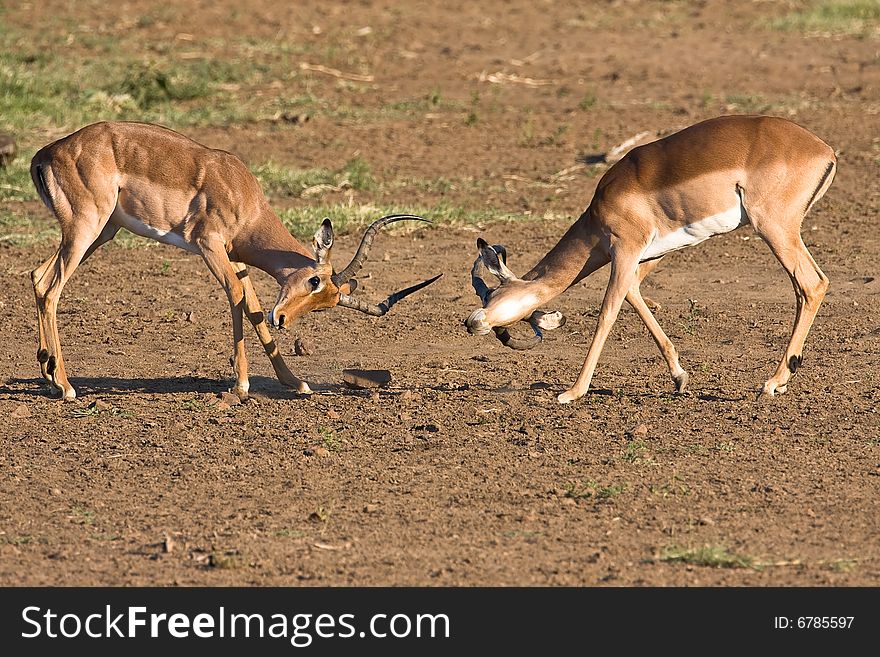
[
  {"xmin": 338, "ymin": 278, "xmax": 358, "ymax": 295},
  {"xmin": 477, "ymin": 238, "xmax": 517, "ymax": 283},
  {"xmin": 313, "ymin": 217, "xmax": 334, "ymax": 264}
]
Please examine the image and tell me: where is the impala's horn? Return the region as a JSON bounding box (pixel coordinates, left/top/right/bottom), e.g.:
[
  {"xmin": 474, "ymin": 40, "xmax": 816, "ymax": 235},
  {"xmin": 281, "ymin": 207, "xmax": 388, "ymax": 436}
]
[
  {"xmin": 337, "ymin": 274, "xmax": 442, "ymax": 317},
  {"xmin": 331, "ymin": 214, "xmax": 429, "ymax": 287},
  {"xmin": 333, "ymin": 214, "xmax": 440, "ymax": 316},
  {"xmin": 493, "ymin": 324, "xmax": 542, "ymax": 350}
]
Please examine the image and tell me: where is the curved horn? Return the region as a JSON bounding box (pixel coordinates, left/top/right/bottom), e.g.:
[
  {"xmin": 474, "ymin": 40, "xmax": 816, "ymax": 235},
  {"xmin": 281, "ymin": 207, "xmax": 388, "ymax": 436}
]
[
  {"xmin": 493, "ymin": 321, "xmax": 543, "ymax": 350},
  {"xmin": 332, "ymin": 214, "xmax": 430, "ymax": 286},
  {"xmin": 338, "ymin": 274, "xmax": 443, "ymax": 316},
  {"xmin": 470, "ymin": 257, "xmax": 493, "ymax": 305}
]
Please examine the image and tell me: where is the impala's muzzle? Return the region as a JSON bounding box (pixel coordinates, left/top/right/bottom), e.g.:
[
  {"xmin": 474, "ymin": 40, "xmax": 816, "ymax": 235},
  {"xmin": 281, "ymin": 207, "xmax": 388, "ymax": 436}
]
[{"xmin": 465, "ymin": 308, "xmax": 492, "ymax": 335}]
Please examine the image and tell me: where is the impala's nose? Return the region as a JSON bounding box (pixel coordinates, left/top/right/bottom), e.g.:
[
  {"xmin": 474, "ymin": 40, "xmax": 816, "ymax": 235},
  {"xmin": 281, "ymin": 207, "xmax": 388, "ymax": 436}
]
[
  {"xmin": 465, "ymin": 308, "xmax": 491, "ymax": 335},
  {"xmin": 268, "ymin": 310, "xmax": 287, "ymax": 329}
]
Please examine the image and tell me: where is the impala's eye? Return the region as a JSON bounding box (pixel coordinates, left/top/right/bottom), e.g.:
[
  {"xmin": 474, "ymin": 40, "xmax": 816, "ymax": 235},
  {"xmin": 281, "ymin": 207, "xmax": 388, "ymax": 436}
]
[{"xmin": 308, "ymin": 276, "xmax": 321, "ymax": 290}]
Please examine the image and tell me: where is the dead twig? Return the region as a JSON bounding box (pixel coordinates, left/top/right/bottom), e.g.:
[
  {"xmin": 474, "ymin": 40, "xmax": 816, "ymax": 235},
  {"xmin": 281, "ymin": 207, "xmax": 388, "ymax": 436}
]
[
  {"xmin": 477, "ymin": 71, "xmax": 556, "ymax": 87},
  {"xmin": 300, "ymin": 62, "xmax": 374, "ymax": 82}
]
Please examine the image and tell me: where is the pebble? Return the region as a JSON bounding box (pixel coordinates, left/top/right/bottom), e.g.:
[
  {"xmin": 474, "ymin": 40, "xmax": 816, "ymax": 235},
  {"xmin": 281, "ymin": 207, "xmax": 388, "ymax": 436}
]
[
  {"xmin": 627, "ymin": 423, "xmax": 649, "ymax": 437},
  {"xmin": 0, "ymin": 133, "xmax": 15, "ymax": 167},
  {"xmin": 11, "ymin": 404, "xmax": 30, "ymax": 419},
  {"xmin": 218, "ymin": 391, "xmax": 241, "ymax": 406},
  {"xmin": 294, "ymin": 338, "xmax": 310, "ymax": 356}
]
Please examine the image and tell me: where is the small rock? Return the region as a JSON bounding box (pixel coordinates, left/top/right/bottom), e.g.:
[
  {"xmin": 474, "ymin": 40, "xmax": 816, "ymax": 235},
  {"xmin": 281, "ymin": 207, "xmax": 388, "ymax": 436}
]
[
  {"xmin": 216, "ymin": 401, "xmax": 232, "ymax": 411},
  {"xmin": 294, "ymin": 338, "xmax": 310, "ymax": 356},
  {"xmin": 186, "ymin": 311, "xmax": 196, "ymax": 323},
  {"xmin": 0, "ymin": 133, "xmax": 16, "ymax": 168},
  {"xmin": 327, "ymin": 409, "xmax": 340, "ymax": 420},
  {"xmin": 363, "ymin": 503, "xmax": 380, "ymax": 513},
  {"xmin": 11, "ymin": 404, "xmax": 30, "ymax": 419},
  {"xmin": 370, "ymin": 390, "xmax": 381, "ymax": 402},
  {"xmin": 698, "ymin": 517, "xmax": 715, "ymax": 526},
  {"xmin": 303, "ymin": 447, "xmax": 315, "ymax": 456},
  {"xmin": 50, "ymin": 487, "xmax": 63, "ymax": 497},
  {"xmin": 163, "ymin": 536, "xmax": 175, "ymax": 553},
  {"xmin": 399, "ymin": 389, "xmax": 413, "ymax": 401},
  {"xmin": 279, "ymin": 112, "xmax": 310, "ymax": 125},
  {"xmin": 471, "ymin": 355, "xmax": 490, "ymax": 363},
  {"xmin": 218, "ymin": 391, "xmax": 241, "ymax": 406},
  {"xmin": 343, "ymin": 368, "xmax": 392, "ymax": 389},
  {"xmin": 627, "ymin": 423, "xmax": 649, "ymax": 437},
  {"xmin": 313, "ymin": 447, "xmax": 330, "ymax": 458},
  {"xmin": 91, "ymin": 399, "xmax": 112, "ymax": 411}
]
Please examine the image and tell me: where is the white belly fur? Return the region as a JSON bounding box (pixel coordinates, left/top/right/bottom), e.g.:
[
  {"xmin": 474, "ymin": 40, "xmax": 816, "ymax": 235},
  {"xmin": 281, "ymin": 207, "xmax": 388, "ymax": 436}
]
[
  {"xmin": 110, "ymin": 206, "xmax": 199, "ymax": 253},
  {"xmin": 641, "ymin": 192, "xmax": 747, "ymax": 261}
]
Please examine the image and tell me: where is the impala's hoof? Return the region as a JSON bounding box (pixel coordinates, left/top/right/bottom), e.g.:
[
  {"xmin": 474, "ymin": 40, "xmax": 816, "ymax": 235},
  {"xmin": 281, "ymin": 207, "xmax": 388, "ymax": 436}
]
[
  {"xmin": 557, "ymin": 389, "xmax": 579, "ymax": 405},
  {"xmin": 297, "ymin": 381, "xmax": 313, "ymax": 395},
  {"xmin": 673, "ymin": 371, "xmax": 689, "ymax": 394},
  {"xmin": 758, "ymin": 380, "xmax": 787, "ymax": 400}
]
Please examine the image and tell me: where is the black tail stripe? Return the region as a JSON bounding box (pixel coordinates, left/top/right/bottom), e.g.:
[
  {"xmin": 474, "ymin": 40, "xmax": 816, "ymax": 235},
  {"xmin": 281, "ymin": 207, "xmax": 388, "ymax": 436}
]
[{"xmin": 804, "ymin": 161, "xmax": 834, "ymax": 215}]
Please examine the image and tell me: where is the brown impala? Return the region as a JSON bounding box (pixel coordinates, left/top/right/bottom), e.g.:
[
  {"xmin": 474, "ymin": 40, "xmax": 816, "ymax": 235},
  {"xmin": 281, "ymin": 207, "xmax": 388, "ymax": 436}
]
[
  {"xmin": 30, "ymin": 121, "xmax": 440, "ymax": 400},
  {"xmin": 466, "ymin": 115, "xmax": 836, "ymax": 404}
]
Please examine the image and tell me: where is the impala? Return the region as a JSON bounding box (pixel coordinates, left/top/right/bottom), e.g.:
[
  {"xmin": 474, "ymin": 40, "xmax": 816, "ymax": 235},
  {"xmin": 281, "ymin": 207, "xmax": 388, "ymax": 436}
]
[
  {"xmin": 466, "ymin": 115, "xmax": 836, "ymax": 404},
  {"xmin": 30, "ymin": 121, "xmax": 440, "ymax": 400}
]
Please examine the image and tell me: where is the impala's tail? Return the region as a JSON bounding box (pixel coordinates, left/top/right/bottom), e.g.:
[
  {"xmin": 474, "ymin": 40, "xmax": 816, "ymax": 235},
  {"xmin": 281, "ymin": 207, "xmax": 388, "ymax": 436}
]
[
  {"xmin": 805, "ymin": 159, "xmax": 836, "ymax": 216},
  {"xmin": 30, "ymin": 161, "xmax": 60, "ymax": 218}
]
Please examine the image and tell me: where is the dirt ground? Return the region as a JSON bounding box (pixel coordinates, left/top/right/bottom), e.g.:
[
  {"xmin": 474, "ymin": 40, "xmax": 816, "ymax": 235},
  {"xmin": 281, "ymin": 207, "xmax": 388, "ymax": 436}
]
[{"xmin": 1, "ymin": 0, "xmax": 879, "ymax": 586}]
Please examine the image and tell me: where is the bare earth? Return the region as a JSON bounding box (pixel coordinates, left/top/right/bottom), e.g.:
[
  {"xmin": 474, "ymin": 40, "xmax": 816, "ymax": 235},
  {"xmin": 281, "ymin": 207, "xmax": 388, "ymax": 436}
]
[{"xmin": 1, "ymin": 0, "xmax": 878, "ymax": 586}]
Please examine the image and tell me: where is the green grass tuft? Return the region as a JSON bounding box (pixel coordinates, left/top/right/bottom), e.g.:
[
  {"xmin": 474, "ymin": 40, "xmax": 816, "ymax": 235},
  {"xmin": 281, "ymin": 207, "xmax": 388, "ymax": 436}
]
[
  {"xmin": 766, "ymin": 1, "xmax": 880, "ymax": 36},
  {"xmin": 660, "ymin": 545, "xmax": 754, "ymax": 569}
]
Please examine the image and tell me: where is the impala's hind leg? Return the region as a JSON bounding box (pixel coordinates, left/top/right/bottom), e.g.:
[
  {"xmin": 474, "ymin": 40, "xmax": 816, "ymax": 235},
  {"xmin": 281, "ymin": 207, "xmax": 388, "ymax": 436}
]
[
  {"xmin": 743, "ymin": 161, "xmax": 834, "ymax": 398},
  {"xmin": 32, "ymin": 220, "xmax": 115, "ymax": 398},
  {"xmin": 755, "ymin": 228, "xmax": 828, "ymax": 397}
]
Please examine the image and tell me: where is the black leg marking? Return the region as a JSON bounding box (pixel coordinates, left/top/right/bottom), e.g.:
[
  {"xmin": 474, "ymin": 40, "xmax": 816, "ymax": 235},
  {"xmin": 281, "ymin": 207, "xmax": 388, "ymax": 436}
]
[
  {"xmin": 788, "ymin": 355, "xmax": 802, "ymax": 374},
  {"xmin": 46, "ymin": 355, "xmax": 57, "ymax": 376},
  {"xmin": 37, "ymin": 348, "xmax": 49, "ymax": 363}
]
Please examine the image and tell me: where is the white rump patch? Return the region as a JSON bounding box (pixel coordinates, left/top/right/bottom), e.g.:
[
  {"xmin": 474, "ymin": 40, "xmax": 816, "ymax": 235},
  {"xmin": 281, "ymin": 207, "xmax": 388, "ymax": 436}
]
[
  {"xmin": 110, "ymin": 206, "xmax": 198, "ymax": 253},
  {"xmin": 641, "ymin": 192, "xmax": 747, "ymax": 261}
]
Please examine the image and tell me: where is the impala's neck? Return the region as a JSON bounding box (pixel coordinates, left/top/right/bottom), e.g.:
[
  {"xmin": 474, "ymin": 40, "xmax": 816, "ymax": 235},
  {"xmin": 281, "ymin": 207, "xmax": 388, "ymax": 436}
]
[
  {"xmin": 521, "ymin": 210, "xmax": 607, "ymax": 296},
  {"xmin": 232, "ymin": 205, "xmax": 316, "ymax": 282}
]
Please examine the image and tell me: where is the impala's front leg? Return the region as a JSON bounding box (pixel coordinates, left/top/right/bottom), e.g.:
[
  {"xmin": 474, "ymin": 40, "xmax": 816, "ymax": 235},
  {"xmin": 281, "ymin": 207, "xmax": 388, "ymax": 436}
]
[
  {"xmin": 558, "ymin": 248, "xmax": 640, "ymax": 404},
  {"xmin": 231, "ymin": 261, "xmax": 312, "ymax": 394},
  {"xmin": 625, "ymin": 258, "xmax": 688, "ymax": 393},
  {"xmin": 199, "ymin": 240, "xmax": 250, "ymax": 399}
]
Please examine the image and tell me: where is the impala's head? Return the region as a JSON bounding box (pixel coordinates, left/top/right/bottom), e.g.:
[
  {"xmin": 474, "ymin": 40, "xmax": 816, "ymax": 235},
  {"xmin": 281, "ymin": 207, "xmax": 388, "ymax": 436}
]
[
  {"xmin": 269, "ymin": 219, "xmax": 352, "ymax": 329},
  {"xmin": 465, "ymin": 238, "xmax": 565, "ymax": 350},
  {"xmin": 269, "ymin": 214, "xmax": 441, "ymax": 329}
]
